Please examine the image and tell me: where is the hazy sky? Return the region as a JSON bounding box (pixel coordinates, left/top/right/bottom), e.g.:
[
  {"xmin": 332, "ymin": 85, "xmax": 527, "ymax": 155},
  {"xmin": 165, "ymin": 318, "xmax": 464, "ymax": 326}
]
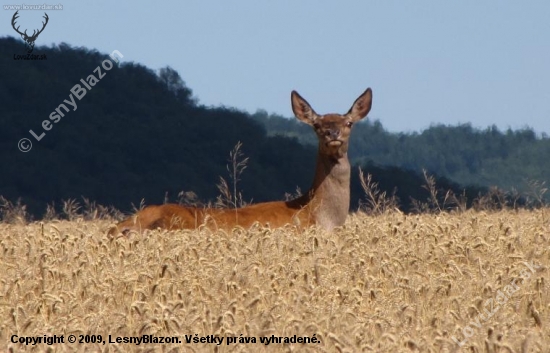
[{"xmin": 3, "ymin": 1, "xmax": 550, "ymax": 134}]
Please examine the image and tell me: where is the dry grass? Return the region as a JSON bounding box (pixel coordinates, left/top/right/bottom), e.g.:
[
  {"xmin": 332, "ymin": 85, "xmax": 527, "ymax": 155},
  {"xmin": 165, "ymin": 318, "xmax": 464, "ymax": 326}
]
[{"xmin": 1, "ymin": 209, "xmax": 549, "ymax": 352}]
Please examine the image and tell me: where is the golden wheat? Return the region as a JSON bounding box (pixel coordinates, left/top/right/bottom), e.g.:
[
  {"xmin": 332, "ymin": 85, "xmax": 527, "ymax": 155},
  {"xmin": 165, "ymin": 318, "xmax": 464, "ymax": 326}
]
[{"xmin": 1, "ymin": 209, "xmax": 548, "ymax": 352}]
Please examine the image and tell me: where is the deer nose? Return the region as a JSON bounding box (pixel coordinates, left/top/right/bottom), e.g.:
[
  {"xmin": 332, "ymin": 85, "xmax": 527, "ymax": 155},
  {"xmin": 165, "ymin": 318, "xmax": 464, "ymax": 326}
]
[{"xmin": 325, "ymin": 129, "xmax": 340, "ymax": 139}]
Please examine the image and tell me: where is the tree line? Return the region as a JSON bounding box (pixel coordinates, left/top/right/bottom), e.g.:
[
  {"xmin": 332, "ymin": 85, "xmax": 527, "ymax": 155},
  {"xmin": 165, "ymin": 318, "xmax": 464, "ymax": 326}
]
[
  {"xmin": 251, "ymin": 111, "xmax": 550, "ymax": 193},
  {"xmin": 1, "ymin": 37, "xmax": 545, "ymax": 220}
]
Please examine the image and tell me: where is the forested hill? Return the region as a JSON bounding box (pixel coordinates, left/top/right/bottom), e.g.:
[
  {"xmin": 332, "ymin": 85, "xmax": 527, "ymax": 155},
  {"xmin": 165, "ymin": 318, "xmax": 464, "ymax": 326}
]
[
  {"xmin": 251, "ymin": 111, "xmax": 550, "ymax": 192},
  {"xmin": 2, "ymin": 37, "xmax": 320, "ymax": 216},
  {"xmin": 0, "ymin": 37, "xmax": 520, "ymax": 218}
]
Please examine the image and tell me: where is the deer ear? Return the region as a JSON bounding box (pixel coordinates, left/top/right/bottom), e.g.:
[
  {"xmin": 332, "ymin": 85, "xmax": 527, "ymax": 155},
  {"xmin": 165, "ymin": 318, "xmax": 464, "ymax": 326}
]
[
  {"xmin": 291, "ymin": 90, "xmax": 318, "ymax": 125},
  {"xmin": 347, "ymin": 88, "xmax": 372, "ymax": 122}
]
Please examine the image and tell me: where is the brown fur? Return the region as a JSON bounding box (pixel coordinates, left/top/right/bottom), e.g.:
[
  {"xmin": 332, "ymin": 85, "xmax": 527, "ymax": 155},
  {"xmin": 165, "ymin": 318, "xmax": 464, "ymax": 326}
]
[{"xmin": 109, "ymin": 88, "xmax": 372, "ymax": 235}]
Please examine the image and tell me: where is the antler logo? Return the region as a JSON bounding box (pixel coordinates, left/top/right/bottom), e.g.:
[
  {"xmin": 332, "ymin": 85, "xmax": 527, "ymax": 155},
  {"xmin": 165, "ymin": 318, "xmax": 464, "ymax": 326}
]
[{"xmin": 11, "ymin": 11, "xmax": 49, "ymax": 53}]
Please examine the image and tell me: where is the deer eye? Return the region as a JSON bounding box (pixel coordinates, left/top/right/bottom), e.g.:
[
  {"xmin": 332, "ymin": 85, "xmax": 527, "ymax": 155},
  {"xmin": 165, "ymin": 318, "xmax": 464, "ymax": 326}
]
[{"xmin": 346, "ymin": 121, "xmax": 353, "ymax": 128}]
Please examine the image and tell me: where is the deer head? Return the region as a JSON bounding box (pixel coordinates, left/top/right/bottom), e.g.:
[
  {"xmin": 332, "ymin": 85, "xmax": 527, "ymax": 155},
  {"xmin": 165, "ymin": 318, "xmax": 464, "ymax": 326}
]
[
  {"xmin": 291, "ymin": 88, "xmax": 372, "ymax": 159},
  {"xmin": 12, "ymin": 11, "xmax": 49, "ymax": 53}
]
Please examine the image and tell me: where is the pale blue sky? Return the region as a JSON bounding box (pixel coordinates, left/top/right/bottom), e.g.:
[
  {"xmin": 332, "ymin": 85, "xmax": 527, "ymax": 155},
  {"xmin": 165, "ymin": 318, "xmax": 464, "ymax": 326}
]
[{"xmin": 3, "ymin": 1, "xmax": 550, "ymax": 134}]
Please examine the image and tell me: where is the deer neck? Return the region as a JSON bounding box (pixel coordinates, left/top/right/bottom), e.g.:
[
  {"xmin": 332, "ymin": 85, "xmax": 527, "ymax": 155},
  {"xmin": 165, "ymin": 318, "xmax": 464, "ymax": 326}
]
[{"xmin": 304, "ymin": 149, "xmax": 351, "ymax": 229}]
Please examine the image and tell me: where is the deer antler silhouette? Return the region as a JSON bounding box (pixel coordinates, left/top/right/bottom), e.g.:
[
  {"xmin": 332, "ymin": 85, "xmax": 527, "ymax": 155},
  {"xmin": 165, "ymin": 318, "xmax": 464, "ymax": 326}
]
[{"xmin": 12, "ymin": 11, "xmax": 49, "ymax": 53}]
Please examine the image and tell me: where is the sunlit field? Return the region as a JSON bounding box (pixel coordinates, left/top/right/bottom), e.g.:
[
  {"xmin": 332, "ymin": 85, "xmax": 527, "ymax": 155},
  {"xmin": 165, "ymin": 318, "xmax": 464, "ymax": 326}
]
[{"xmin": 1, "ymin": 209, "xmax": 548, "ymax": 352}]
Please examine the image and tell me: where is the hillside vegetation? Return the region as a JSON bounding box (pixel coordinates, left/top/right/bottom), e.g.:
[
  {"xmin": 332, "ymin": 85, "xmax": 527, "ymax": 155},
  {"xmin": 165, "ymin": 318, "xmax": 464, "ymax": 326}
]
[
  {"xmin": 1, "ymin": 210, "xmax": 548, "ymax": 352},
  {"xmin": 1, "ymin": 37, "xmax": 317, "ymax": 216},
  {"xmin": 2, "ymin": 37, "xmax": 548, "ymax": 219},
  {"xmin": 252, "ymin": 111, "xmax": 550, "ymax": 192}
]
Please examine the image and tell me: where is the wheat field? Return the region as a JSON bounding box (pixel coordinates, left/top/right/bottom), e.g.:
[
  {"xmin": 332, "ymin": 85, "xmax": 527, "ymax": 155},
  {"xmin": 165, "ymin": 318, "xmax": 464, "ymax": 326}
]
[{"xmin": 1, "ymin": 209, "xmax": 548, "ymax": 352}]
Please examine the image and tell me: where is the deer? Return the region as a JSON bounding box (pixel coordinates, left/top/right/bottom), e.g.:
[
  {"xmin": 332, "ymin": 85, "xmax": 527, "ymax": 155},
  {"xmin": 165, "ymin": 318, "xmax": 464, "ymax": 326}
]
[
  {"xmin": 108, "ymin": 88, "xmax": 372, "ymax": 236},
  {"xmin": 11, "ymin": 11, "xmax": 49, "ymax": 53}
]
